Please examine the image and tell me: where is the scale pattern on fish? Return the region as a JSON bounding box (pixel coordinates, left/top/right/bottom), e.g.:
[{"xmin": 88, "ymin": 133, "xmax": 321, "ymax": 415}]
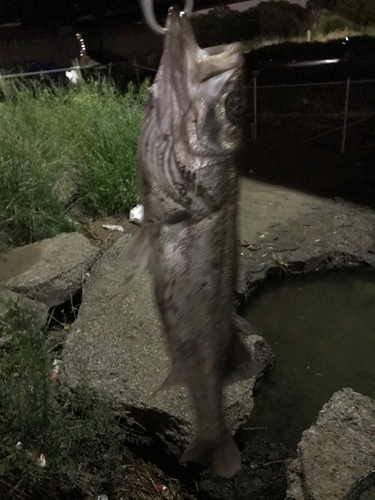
[{"xmin": 136, "ymin": 6, "xmax": 255, "ymax": 478}]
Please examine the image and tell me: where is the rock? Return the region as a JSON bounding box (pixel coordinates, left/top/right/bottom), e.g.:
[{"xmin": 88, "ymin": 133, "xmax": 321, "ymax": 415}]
[
  {"xmin": 0, "ymin": 233, "xmax": 99, "ymax": 308},
  {"xmin": 0, "ymin": 287, "xmax": 48, "ymax": 321},
  {"xmin": 0, "ymin": 287, "xmax": 49, "ymax": 347},
  {"xmin": 286, "ymin": 388, "xmax": 375, "ymax": 500},
  {"xmin": 286, "ymin": 459, "xmax": 304, "ymax": 500},
  {"xmin": 62, "ymin": 235, "xmax": 274, "ymax": 456},
  {"xmin": 237, "ymin": 177, "xmax": 375, "ymax": 300},
  {"xmin": 232, "ymin": 313, "xmax": 275, "ymax": 386}
]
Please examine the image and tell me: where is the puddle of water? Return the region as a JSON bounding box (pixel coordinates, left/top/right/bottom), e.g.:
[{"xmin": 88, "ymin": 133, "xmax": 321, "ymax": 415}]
[{"xmin": 240, "ymin": 270, "xmax": 375, "ymax": 450}]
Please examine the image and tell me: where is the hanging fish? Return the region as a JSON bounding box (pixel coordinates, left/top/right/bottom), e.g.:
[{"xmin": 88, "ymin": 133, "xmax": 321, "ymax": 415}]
[{"xmin": 135, "ymin": 1, "xmax": 253, "ymax": 478}]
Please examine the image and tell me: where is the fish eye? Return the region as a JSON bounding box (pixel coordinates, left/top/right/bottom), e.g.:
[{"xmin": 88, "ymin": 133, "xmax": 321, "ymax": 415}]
[{"xmin": 225, "ymin": 90, "xmax": 247, "ymax": 125}]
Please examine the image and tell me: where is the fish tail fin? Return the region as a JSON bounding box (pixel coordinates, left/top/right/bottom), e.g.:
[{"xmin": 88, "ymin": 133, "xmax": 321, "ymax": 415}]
[
  {"xmin": 109, "ymin": 229, "xmax": 151, "ymax": 302},
  {"xmin": 180, "ymin": 431, "xmax": 241, "ymax": 478}
]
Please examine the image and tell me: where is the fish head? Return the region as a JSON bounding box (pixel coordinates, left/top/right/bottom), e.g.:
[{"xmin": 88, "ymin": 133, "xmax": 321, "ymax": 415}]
[{"xmin": 155, "ymin": 6, "xmax": 246, "ymax": 157}]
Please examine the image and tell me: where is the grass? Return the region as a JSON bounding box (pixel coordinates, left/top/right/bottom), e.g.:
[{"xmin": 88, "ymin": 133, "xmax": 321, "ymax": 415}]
[
  {"xmin": 0, "ymin": 299, "xmax": 195, "ymax": 500},
  {"xmin": 0, "ymin": 77, "xmax": 148, "ymax": 249},
  {"xmin": 1, "ymin": 24, "xmax": 373, "ymax": 251},
  {"xmin": 0, "ymin": 298, "xmax": 152, "ymax": 499},
  {"xmin": 241, "ymin": 23, "xmax": 375, "ymax": 53}
]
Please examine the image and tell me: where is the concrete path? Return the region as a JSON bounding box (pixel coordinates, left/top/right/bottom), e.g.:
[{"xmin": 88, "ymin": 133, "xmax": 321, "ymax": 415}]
[
  {"xmin": 235, "ymin": 176, "xmax": 375, "ymax": 297},
  {"xmin": 238, "ymin": 177, "xmax": 327, "ymax": 244}
]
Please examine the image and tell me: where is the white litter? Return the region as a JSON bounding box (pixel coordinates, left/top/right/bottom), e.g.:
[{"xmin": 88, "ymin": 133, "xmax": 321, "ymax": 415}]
[
  {"xmin": 129, "ymin": 204, "xmax": 144, "ymax": 225},
  {"xmin": 65, "ymin": 69, "xmax": 80, "ymax": 84},
  {"xmin": 36, "ymin": 453, "xmax": 47, "ymax": 468},
  {"xmin": 102, "ymin": 224, "xmax": 125, "ymax": 232}
]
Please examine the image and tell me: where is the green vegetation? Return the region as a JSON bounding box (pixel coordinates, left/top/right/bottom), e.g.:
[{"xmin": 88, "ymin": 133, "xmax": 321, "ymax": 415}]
[
  {"xmin": 0, "ymin": 299, "xmax": 150, "ymax": 499},
  {"xmin": 191, "ymin": 0, "xmax": 375, "ymax": 50},
  {"xmin": 256, "ymin": 1, "xmax": 307, "ymax": 39},
  {"xmin": 306, "ymin": 0, "xmax": 336, "ymax": 9},
  {"xmin": 0, "ymin": 77, "xmax": 148, "ymax": 249},
  {"xmin": 316, "ymin": 13, "xmax": 357, "ymax": 35},
  {"xmin": 335, "ymin": 0, "xmax": 375, "ymax": 26},
  {"xmin": 192, "ymin": 1, "xmax": 308, "ymax": 46}
]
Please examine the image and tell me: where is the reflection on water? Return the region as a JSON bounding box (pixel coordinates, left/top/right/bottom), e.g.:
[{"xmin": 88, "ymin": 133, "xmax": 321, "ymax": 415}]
[{"xmin": 240, "ymin": 270, "xmax": 375, "ymax": 450}]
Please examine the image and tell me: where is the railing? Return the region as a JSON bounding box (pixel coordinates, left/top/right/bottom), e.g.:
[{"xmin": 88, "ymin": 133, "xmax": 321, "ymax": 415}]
[
  {"xmin": 0, "ymin": 57, "xmax": 157, "ymax": 82},
  {"xmin": 2, "ymin": 59, "xmax": 374, "ymax": 154},
  {"xmin": 249, "ymin": 76, "xmax": 375, "ymax": 153}
]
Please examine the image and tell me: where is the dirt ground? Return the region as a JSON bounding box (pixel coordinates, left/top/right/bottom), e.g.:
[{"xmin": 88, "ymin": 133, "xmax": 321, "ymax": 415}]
[
  {"xmin": 71, "ymin": 208, "xmax": 140, "ymax": 249},
  {"xmin": 72, "ymin": 176, "xmax": 338, "ymax": 251},
  {"xmin": 73, "ymin": 175, "xmax": 374, "ymax": 260}
]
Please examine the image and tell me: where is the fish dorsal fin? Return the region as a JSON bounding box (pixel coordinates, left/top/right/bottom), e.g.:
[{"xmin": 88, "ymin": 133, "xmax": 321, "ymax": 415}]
[{"xmin": 109, "ymin": 229, "xmax": 151, "ymax": 303}]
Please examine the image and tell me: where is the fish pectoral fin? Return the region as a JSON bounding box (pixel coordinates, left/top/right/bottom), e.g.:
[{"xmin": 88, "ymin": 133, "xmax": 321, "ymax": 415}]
[
  {"xmin": 109, "ymin": 229, "xmax": 151, "ymax": 303},
  {"xmin": 124, "ymin": 227, "xmax": 152, "ymax": 280},
  {"xmin": 224, "ymin": 332, "xmax": 258, "ymax": 385},
  {"xmin": 180, "ymin": 432, "xmax": 241, "ymax": 478},
  {"xmin": 152, "ymin": 366, "xmax": 184, "ymax": 396}
]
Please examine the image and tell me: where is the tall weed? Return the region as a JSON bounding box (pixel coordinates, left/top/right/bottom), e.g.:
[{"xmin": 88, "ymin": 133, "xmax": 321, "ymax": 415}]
[
  {"xmin": 0, "ymin": 77, "xmax": 147, "ymax": 248},
  {"xmin": 74, "ymin": 81, "xmax": 146, "ymax": 215},
  {"xmin": 0, "ymin": 299, "xmax": 149, "ymax": 498}
]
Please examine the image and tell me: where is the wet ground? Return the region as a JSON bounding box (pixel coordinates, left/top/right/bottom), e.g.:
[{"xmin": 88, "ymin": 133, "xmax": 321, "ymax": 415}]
[{"xmin": 239, "ymin": 269, "xmax": 375, "ymax": 450}]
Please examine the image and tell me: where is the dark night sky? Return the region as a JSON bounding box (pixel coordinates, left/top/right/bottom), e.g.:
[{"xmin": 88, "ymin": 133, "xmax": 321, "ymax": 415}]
[{"xmin": 0, "ymin": 0, "xmax": 250, "ymax": 25}]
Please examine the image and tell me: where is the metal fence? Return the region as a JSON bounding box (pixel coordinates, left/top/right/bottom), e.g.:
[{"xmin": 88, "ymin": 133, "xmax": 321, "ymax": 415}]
[
  {"xmin": 249, "ymin": 77, "xmax": 375, "ymax": 153},
  {"xmin": 0, "ymin": 56, "xmax": 157, "ymax": 83},
  {"xmin": 2, "ymin": 60, "xmax": 374, "ymax": 155}
]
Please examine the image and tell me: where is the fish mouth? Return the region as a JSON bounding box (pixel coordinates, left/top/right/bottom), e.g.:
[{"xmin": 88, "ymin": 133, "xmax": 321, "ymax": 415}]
[{"xmin": 163, "ymin": 6, "xmax": 243, "ymax": 96}]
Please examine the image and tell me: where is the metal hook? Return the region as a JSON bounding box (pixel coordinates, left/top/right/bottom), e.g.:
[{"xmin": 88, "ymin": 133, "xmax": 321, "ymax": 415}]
[{"xmin": 139, "ymin": 0, "xmax": 194, "ymax": 35}]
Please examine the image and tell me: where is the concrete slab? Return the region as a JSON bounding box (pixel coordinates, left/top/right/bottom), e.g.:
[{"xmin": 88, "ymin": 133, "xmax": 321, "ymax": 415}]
[
  {"xmin": 286, "ymin": 388, "xmax": 375, "ymax": 500},
  {"xmin": 0, "ymin": 232, "xmax": 100, "ymax": 307},
  {"xmin": 236, "ymin": 177, "xmax": 375, "ymax": 297},
  {"xmin": 62, "ymin": 235, "xmax": 273, "ymax": 455}
]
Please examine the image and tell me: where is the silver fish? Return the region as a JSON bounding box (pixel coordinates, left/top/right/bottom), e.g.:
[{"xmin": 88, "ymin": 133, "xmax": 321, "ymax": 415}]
[{"xmin": 136, "ymin": 6, "xmax": 254, "ymax": 478}]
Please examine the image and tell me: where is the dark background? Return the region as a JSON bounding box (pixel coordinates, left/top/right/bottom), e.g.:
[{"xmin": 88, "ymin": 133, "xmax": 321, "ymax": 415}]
[{"xmin": 0, "ymin": 0, "xmax": 248, "ymax": 25}]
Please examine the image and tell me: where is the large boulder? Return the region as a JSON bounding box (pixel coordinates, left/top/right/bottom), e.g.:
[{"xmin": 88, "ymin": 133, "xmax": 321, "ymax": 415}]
[
  {"xmin": 0, "ymin": 233, "xmax": 99, "ymax": 308},
  {"xmin": 286, "ymin": 388, "xmax": 375, "ymax": 500},
  {"xmin": 0, "ymin": 287, "xmax": 49, "ymax": 347},
  {"xmin": 62, "ymin": 234, "xmax": 274, "ymax": 456}
]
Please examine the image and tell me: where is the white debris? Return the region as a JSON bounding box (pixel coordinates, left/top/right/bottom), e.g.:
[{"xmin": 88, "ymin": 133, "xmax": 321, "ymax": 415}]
[
  {"xmin": 26, "ymin": 449, "xmax": 47, "ymax": 467},
  {"xmin": 102, "ymin": 225, "xmax": 125, "ymax": 233},
  {"xmin": 36, "ymin": 453, "xmax": 47, "ymax": 468},
  {"xmin": 51, "ymin": 358, "xmax": 60, "ymax": 380},
  {"xmin": 65, "ymin": 69, "xmax": 80, "ymax": 84},
  {"xmin": 129, "ymin": 204, "xmax": 144, "ymax": 225}
]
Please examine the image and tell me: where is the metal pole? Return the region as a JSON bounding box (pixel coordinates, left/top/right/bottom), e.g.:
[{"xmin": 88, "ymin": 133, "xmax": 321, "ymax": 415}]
[
  {"xmin": 341, "ymin": 77, "xmax": 350, "ymax": 154},
  {"xmin": 133, "ymin": 55, "xmax": 140, "ymax": 88},
  {"xmin": 253, "ymin": 75, "xmax": 257, "ymax": 141}
]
